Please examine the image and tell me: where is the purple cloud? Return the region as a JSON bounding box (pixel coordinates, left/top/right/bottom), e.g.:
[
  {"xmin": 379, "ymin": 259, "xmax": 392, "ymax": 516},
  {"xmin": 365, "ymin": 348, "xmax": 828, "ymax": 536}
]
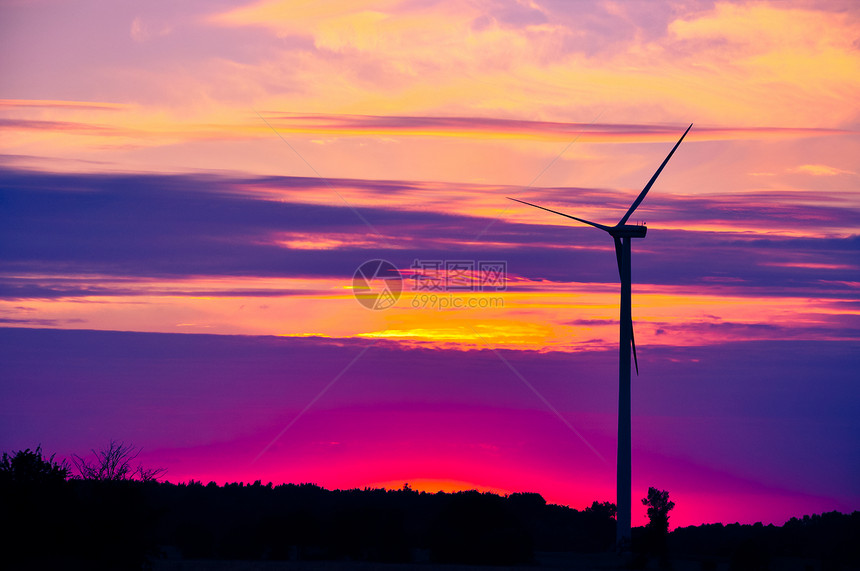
[{"xmin": 1, "ymin": 167, "xmax": 857, "ymax": 299}]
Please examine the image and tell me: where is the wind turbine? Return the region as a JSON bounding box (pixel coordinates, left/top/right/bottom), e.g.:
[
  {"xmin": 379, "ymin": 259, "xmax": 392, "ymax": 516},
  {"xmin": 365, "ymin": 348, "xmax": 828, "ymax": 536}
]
[{"xmin": 508, "ymin": 124, "xmax": 692, "ymax": 550}]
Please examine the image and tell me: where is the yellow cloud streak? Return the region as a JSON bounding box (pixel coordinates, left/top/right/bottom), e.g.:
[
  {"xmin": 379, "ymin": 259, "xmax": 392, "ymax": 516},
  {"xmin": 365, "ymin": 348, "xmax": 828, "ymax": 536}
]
[
  {"xmin": 5, "ymin": 99, "xmax": 846, "ymax": 150},
  {"xmin": 4, "ymin": 277, "xmax": 854, "ymax": 351}
]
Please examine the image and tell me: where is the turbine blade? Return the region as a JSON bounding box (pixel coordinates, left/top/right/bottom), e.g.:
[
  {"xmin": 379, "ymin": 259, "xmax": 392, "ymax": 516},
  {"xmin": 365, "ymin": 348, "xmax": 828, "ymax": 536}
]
[
  {"xmin": 613, "ymin": 237, "xmax": 622, "ymax": 279},
  {"xmin": 630, "ymin": 320, "xmax": 639, "ymax": 376},
  {"xmin": 617, "ymin": 123, "xmax": 692, "ymax": 226},
  {"xmin": 507, "ymin": 197, "xmax": 613, "ymax": 232}
]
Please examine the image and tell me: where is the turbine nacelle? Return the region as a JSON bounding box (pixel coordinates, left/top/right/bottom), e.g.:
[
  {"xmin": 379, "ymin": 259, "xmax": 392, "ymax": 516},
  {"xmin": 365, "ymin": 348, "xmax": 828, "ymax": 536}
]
[{"xmin": 610, "ymin": 224, "xmax": 647, "ymax": 238}]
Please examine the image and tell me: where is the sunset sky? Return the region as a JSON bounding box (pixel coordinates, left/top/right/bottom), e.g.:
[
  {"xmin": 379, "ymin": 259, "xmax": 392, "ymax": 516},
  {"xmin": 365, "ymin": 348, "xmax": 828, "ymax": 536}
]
[{"xmin": 1, "ymin": 0, "xmax": 859, "ymax": 529}]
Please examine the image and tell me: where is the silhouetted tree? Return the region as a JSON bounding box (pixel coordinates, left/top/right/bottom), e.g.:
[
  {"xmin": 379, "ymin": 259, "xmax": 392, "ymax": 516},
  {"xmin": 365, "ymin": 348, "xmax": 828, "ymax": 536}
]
[
  {"xmin": 72, "ymin": 439, "xmax": 165, "ymax": 481},
  {"xmin": 643, "ymin": 487, "xmax": 674, "ymax": 533},
  {"xmin": 641, "ymin": 487, "xmax": 675, "ymax": 564}
]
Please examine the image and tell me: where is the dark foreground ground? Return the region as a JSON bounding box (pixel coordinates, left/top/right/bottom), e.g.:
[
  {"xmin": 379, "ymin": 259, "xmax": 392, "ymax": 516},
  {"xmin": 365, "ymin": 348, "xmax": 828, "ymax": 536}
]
[
  {"xmin": 152, "ymin": 552, "xmax": 844, "ymax": 571},
  {"xmin": 2, "ymin": 451, "xmax": 857, "ymax": 571}
]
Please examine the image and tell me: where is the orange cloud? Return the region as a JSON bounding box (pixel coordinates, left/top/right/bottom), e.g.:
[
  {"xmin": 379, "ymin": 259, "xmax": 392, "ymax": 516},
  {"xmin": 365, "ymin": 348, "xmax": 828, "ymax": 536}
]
[
  {"xmin": 207, "ymin": 1, "xmax": 860, "ymax": 128},
  {"xmin": 666, "ymin": 2, "xmax": 860, "ymax": 127}
]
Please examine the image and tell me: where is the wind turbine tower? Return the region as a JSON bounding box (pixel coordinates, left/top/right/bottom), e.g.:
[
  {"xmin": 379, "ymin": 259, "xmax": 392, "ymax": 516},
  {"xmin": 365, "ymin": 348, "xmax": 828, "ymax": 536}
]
[{"xmin": 509, "ymin": 124, "xmax": 692, "ymax": 550}]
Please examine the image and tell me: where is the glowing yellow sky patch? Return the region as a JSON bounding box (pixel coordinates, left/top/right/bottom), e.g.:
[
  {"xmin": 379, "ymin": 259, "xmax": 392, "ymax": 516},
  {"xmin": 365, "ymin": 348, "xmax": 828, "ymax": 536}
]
[
  {"xmin": 789, "ymin": 164, "xmax": 856, "ymax": 177},
  {"xmin": 356, "ymin": 322, "xmax": 551, "ymax": 348}
]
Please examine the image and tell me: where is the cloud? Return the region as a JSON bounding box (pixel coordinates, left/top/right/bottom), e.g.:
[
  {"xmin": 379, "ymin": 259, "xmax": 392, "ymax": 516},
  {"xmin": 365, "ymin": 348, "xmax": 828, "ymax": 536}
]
[
  {"xmin": 5, "ymin": 103, "xmax": 850, "ymax": 175},
  {"xmin": 0, "ymin": 279, "xmax": 305, "ymax": 300},
  {"xmin": 664, "ymin": 2, "xmax": 860, "ymax": 126},
  {"xmin": 130, "ymin": 16, "xmax": 172, "ymax": 43},
  {"xmin": 255, "ymin": 113, "xmax": 850, "ymax": 143},
  {"xmin": 2, "ymin": 167, "xmax": 858, "ymax": 295},
  {"xmin": 645, "ymin": 317, "xmax": 860, "ymax": 344},
  {"xmin": 0, "ymin": 317, "xmax": 86, "ymax": 326},
  {"xmin": 0, "ymin": 100, "xmax": 131, "ymax": 111},
  {"xmin": 0, "ymin": 118, "xmax": 124, "ymax": 135},
  {"xmin": 5, "ymin": 1, "xmax": 859, "ymax": 131},
  {"xmin": 202, "ymin": 0, "xmax": 860, "ymax": 127},
  {"xmin": 1, "ymin": 165, "xmax": 857, "ymax": 350},
  {"xmin": 789, "ymin": 164, "xmax": 856, "ymax": 176}
]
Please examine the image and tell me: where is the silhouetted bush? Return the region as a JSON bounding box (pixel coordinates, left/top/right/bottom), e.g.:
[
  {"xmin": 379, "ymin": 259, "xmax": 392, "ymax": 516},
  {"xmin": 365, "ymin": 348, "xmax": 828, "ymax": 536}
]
[
  {"xmin": 0, "ymin": 447, "xmax": 74, "ymax": 568},
  {"xmin": 0, "ymin": 445, "xmax": 69, "ymax": 485},
  {"xmin": 0, "ymin": 446, "xmax": 162, "ymax": 570}
]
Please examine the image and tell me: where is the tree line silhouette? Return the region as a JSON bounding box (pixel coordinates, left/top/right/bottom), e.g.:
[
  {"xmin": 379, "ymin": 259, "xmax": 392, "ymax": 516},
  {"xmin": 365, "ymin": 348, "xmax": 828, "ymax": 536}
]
[{"xmin": 1, "ymin": 444, "xmax": 857, "ymax": 570}]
